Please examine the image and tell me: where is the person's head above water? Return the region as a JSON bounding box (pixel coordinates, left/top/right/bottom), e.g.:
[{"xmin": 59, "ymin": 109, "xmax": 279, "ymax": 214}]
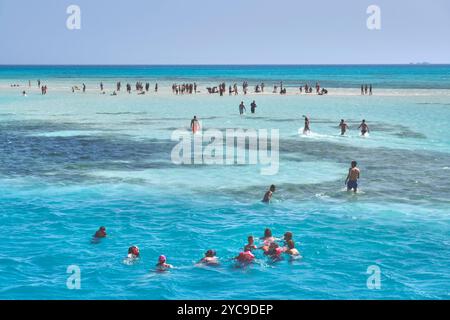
[
  {"xmin": 158, "ymin": 255, "xmax": 167, "ymax": 264},
  {"xmin": 270, "ymin": 185, "xmax": 276, "ymax": 192},
  {"xmin": 362, "ymin": 119, "xmax": 366, "ymax": 123},
  {"xmin": 264, "ymin": 228, "xmax": 273, "ymax": 238},
  {"xmin": 284, "ymin": 232, "xmax": 293, "ymax": 241},
  {"xmin": 128, "ymin": 246, "xmax": 140, "ymax": 257},
  {"xmin": 95, "ymin": 226, "xmax": 107, "ymax": 238},
  {"xmin": 205, "ymin": 250, "xmax": 216, "ymax": 258},
  {"xmin": 351, "ymin": 161, "xmax": 358, "ymax": 168},
  {"xmin": 248, "ymin": 235, "xmax": 254, "ymax": 244}
]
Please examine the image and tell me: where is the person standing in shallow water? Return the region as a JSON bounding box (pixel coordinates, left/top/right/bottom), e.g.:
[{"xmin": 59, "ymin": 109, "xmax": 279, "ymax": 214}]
[
  {"xmin": 191, "ymin": 116, "xmax": 200, "ymax": 134},
  {"xmin": 250, "ymin": 100, "xmax": 257, "ymax": 114},
  {"xmin": 303, "ymin": 116, "xmax": 311, "ymax": 135},
  {"xmin": 262, "ymin": 185, "xmax": 276, "ymax": 203},
  {"xmin": 359, "ymin": 120, "xmax": 370, "ymax": 136},
  {"xmin": 239, "ymin": 101, "xmax": 246, "ymax": 115},
  {"xmin": 339, "ymin": 119, "xmax": 349, "ymax": 136},
  {"xmin": 345, "ymin": 161, "xmax": 360, "ymax": 193}
]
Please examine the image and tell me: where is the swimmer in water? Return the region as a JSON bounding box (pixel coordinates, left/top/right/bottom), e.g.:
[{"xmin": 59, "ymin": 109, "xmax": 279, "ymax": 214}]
[
  {"xmin": 339, "ymin": 119, "xmax": 349, "ymax": 136},
  {"xmin": 345, "ymin": 161, "xmax": 360, "ymax": 193},
  {"xmin": 261, "ymin": 228, "xmax": 275, "ymax": 243},
  {"xmin": 359, "ymin": 120, "xmax": 370, "ymax": 136},
  {"xmin": 260, "ymin": 228, "xmax": 276, "ymax": 253},
  {"xmin": 127, "ymin": 246, "xmax": 140, "ymax": 260},
  {"xmin": 283, "ymin": 231, "xmax": 293, "ymax": 245},
  {"xmin": 94, "ymin": 226, "xmax": 107, "ymax": 238},
  {"xmin": 284, "ymin": 240, "xmax": 300, "ymax": 257},
  {"xmin": 156, "ymin": 255, "xmax": 173, "ymax": 271},
  {"xmin": 303, "ymin": 115, "xmax": 311, "ymax": 135},
  {"xmin": 239, "ymin": 101, "xmax": 246, "ymax": 115},
  {"xmin": 250, "ymin": 100, "xmax": 257, "ymax": 114},
  {"xmin": 265, "ymin": 242, "xmax": 284, "ymax": 261},
  {"xmin": 262, "ymin": 185, "xmax": 276, "ymax": 203},
  {"xmin": 234, "ymin": 251, "xmax": 255, "ymax": 265},
  {"xmin": 198, "ymin": 250, "xmax": 219, "ymax": 266},
  {"xmin": 244, "ymin": 236, "xmax": 257, "ymax": 252},
  {"xmin": 191, "ymin": 116, "xmax": 200, "ymax": 134}
]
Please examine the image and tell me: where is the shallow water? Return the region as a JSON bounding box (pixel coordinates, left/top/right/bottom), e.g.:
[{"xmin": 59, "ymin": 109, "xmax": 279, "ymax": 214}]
[{"xmin": 0, "ymin": 66, "xmax": 449, "ymax": 300}]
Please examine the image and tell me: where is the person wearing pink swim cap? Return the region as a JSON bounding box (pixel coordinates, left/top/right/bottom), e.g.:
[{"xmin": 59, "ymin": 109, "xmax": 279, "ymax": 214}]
[{"xmin": 156, "ymin": 255, "xmax": 173, "ymax": 271}]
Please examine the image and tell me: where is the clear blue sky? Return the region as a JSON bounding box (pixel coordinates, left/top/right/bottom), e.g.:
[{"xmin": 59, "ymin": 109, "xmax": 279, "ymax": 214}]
[{"xmin": 1, "ymin": 0, "xmax": 449, "ymax": 64}]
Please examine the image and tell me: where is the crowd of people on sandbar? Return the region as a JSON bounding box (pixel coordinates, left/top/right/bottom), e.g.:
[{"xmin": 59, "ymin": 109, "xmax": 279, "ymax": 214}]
[
  {"xmin": 361, "ymin": 84, "xmax": 373, "ymax": 95},
  {"xmin": 202, "ymin": 81, "xmax": 331, "ymax": 96},
  {"xmin": 15, "ymin": 80, "xmax": 378, "ymax": 97},
  {"xmin": 172, "ymin": 83, "xmax": 197, "ymax": 95},
  {"xmin": 92, "ymin": 226, "xmax": 301, "ymax": 272},
  {"xmin": 299, "ymin": 82, "xmax": 329, "ymax": 95},
  {"xmin": 69, "ymin": 81, "xmax": 160, "ymax": 96}
]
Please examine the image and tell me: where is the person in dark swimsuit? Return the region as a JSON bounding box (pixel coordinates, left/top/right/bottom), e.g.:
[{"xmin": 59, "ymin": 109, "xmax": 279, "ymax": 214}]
[
  {"xmin": 250, "ymin": 100, "xmax": 257, "ymax": 114},
  {"xmin": 359, "ymin": 120, "xmax": 370, "ymax": 136},
  {"xmin": 345, "ymin": 161, "xmax": 361, "ymax": 193},
  {"xmin": 262, "ymin": 185, "xmax": 276, "ymax": 203}
]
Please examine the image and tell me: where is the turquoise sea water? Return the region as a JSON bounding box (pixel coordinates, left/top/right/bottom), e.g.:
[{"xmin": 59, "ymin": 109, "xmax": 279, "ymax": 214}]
[{"xmin": 0, "ymin": 66, "xmax": 449, "ymax": 300}]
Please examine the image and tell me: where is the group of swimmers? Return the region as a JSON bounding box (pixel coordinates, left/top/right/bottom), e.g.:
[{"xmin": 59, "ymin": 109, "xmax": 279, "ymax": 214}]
[
  {"xmin": 93, "ymin": 226, "xmax": 301, "ymax": 272},
  {"xmin": 339, "ymin": 119, "xmax": 370, "ymax": 136},
  {"xmin": 260, "ymin": 161, "xmax": 361, "ymax": 198},
  {"xmin": 238, "ymin": 100, "xmax": 258, "ymax": 115},
  {"xmin": 90, "ymin": 158, "xmax": 361, "ymax": 273},
  {"xmin": 302, "ymin": 116, "xmax": 370, "ymax": 137}
]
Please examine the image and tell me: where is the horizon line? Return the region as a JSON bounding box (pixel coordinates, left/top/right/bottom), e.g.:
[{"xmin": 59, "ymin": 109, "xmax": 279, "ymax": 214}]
[{"xmin": 1, "ymin": 63, "xmax": 449, "ymax": 67}]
